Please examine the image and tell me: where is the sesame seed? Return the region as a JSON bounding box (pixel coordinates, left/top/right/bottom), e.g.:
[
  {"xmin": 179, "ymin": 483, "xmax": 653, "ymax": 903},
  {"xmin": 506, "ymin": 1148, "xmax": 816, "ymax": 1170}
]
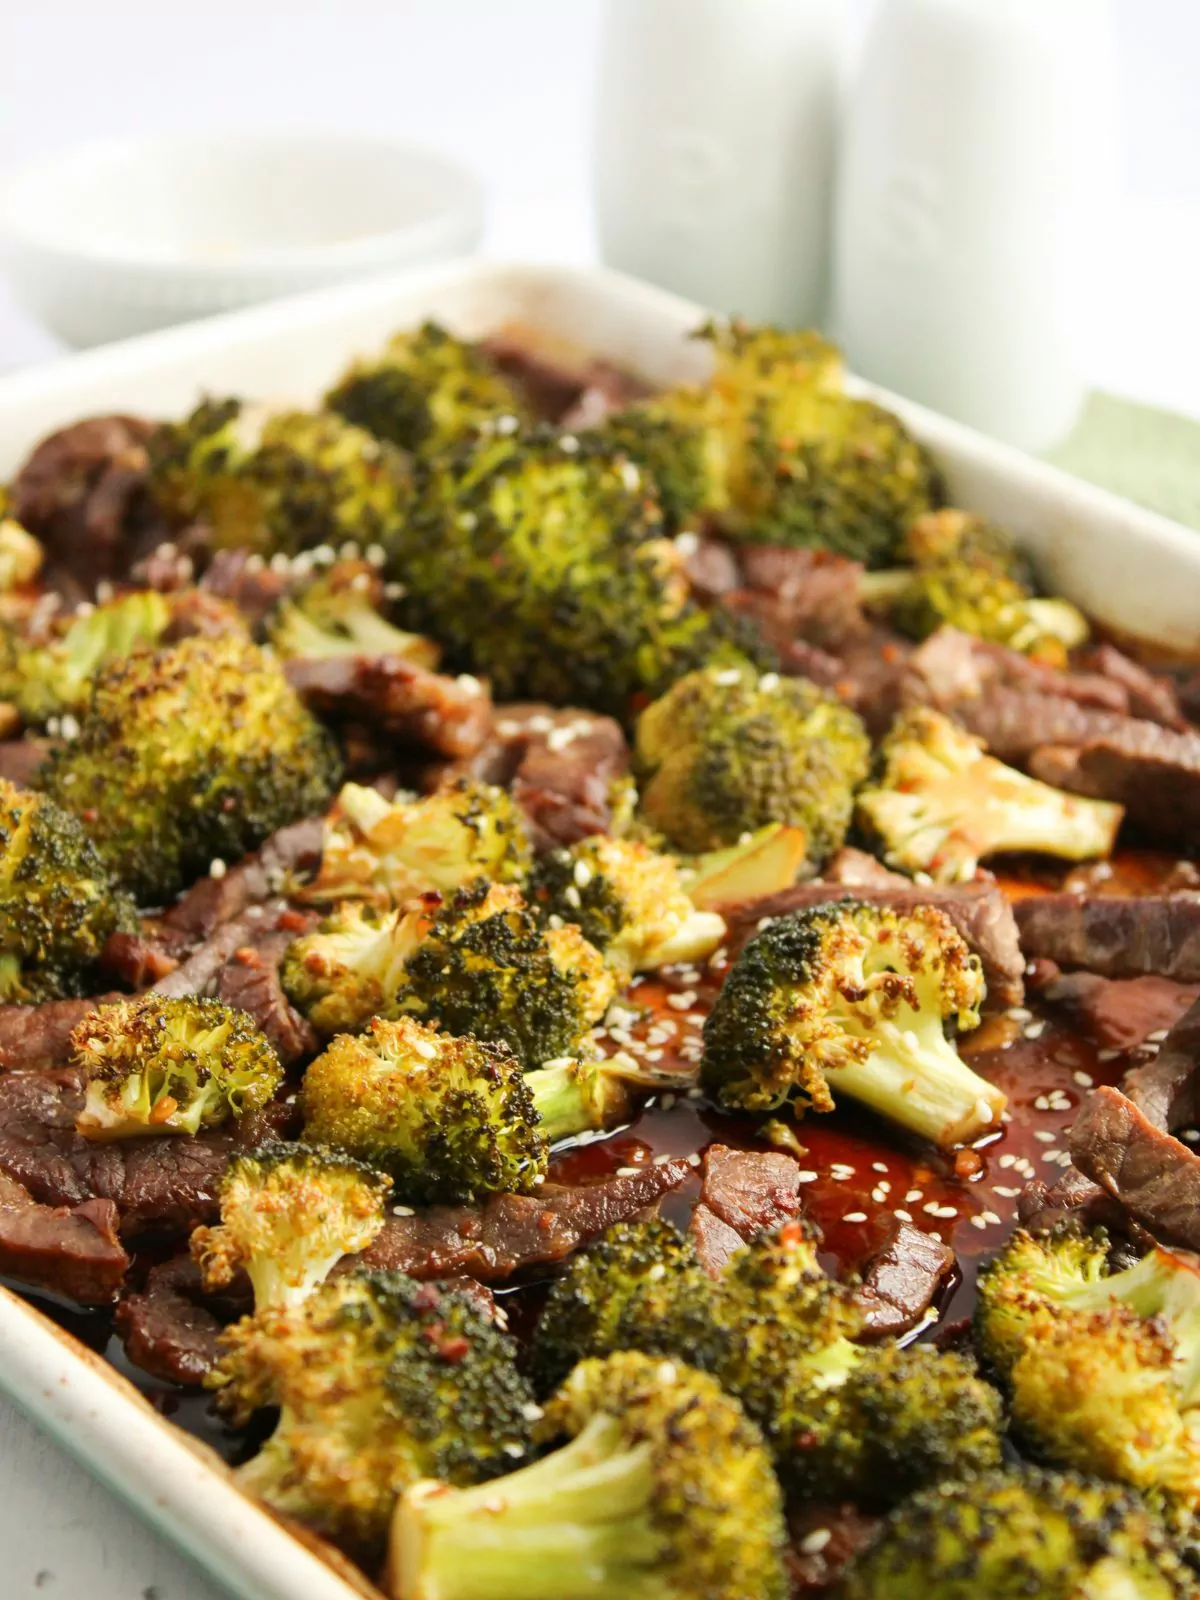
[
  {"xmin": 618, "ymin": 461, "xmax": 641, "ymax": 491},
  {"xmin": 528, "ymin": 714, "xmax": 554, "ymax": 734},
  {"xmin": 667, "ymin": 991, "xmax": 697, "ymax": 1010},
  {"xmin": 1034, "ymin": 1095, "xmax": 1051, "ymax": 1111},
  {"xmin": 796, "ymin": 1170, "xmax": 819, "ymax": 1183},
  {"xmin": 1097, "ymin": 1048, "xmax": 1121, "ymax": 1062},
  {"xmin": 365, "ymin": 543, "xmax": 386, "ymax": 567},
  {"xmin": 992, "ymin": 1185, "xmax": 1022, "ymax": 1198},
  {"xmin": 843, "ymin": 1212, "xmax": 868, "ymax": 1224},
  {"xmin": 209, "ymin": 858, "xmax": 227, "ymax": 879},
  {"xmin": 456, "ymin": 674, "xmax": 483, "ymax": 697},
  {"xmin": 391, "ymin": 1204, "xmax": 415, "ymax": 1217},
  {"xmin": 661, "ymin": 1093, "xmax": 677, "ymax": 1111},
  {"xmin": 871, "ymin": 1161, "xmax": 889, "ymax": 1173},
  {"xmin": 871, "ymin": 1187, "xmax": 889, "ymax": 1203},
  {"xmin": 687, "ymin": 1086, "xmax": 705, "ymax": 1100},
  {"xmin": 800, "ymin": 1529, "xmax": 832, "ymax": 1555},
  {"xmin": 546, "ymin": 726, "xmax": 576, "ymax": 752},
  {"xmin": 496, "ymin": 413, "xmax": 521, "ymax": 435},
  {"xmin": 1042, "ymin": 1149, "xmax": 1063, "ymax": 1163},
  {"xmin": 931, "ymin": 1205, "xmax": 958, "ymax": 1219},
  {"xmin": 412, "ymin": 1038, "xmax": 437, "ymax": 1060},
  {"xmin": 981, "ymin": 1210, "xmax": 1002, "ymax": 1225},
  {"xmin": 559, "ymin": 433, "xmax": 580, "ymax": 453},
  {"xmin": 521, "ymin": 1402, "xmax": 545, "ymax": 1422},
  {"xmin": 905, "ymin": 1188, "xmax": 923, "ymax": 1202},
  {"xmin": 616, "ymin": 1166, "xmax": 641, "ymax": 1177},
  {"xmin": 1023, "ymin": 1020, "xmax": 1047, "ymax": 1040},
  {"xmin": 384, "ymin": 581, "xmax": 406, "ymax": 600},
  {"xmin": 1073, "ymin": 1071, "xmax": 1094, "ymax": 1088},
  {"xmin": 713, "ymin": 668, "xmax": 743, "ymax": 686},
  {"xmin": 893, "ymin": 1209, "xmax": 913, "ymax": 1222},
  {"xmin": 653, "ymin": 1152, "xmax": 676, "ymax": 1165},
  {"xmin": 496, "ymin": 719, "xmax": 521, "ymax": 738},
  {"xmin": 563, "ymin": 885, "xmax": 582, "ymax": 909},
  {"xmin": 573, "ymin": 859, "xmax": 593, "ymax": 888},
  {"xmin": 969, "ymin": 1214, "xmax": 989, "ymax": 1230},
  {"xmin": 997, "ymin": 1154, "xmax": 1017, "ymax": 1168},
  {"xmin": 686, "ymin": 1151, "xmax": 703, "ymax": 1166},
  {"xmin": 269, "ymin": 552, "xmax": 291, "ymax": 574},
  {"xmin": 759, "ymin": 672, "xmax": 780, "ymax": 692},
  {"xmin": 674, "ymin": 531, "xmax": 699, "ymax": 556},
  {"xmin": 1033, "ymin": 1130, "xmax": 1056, "ymax": 1143},
  {"xmin": 1006, "ymin": 1007, "xmax": 1033, "ymax": 1023},
  {"xmin": 1147, "ymin": 1029, "xmax": 1170, "ymax": 1043}
]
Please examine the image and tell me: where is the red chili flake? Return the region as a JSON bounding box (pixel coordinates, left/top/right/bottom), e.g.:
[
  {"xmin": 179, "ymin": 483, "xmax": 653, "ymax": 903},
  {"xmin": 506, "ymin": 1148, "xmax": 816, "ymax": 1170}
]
[
  {"xmin": 233, "ymin": 947, "xmax": 263, "ymax": 967},
  {"xmin": 954, "ymin": 1147, "xmax": 984, "ymax": 1180},
  {"xmin": 276, "ymin": 909, "xmax": 309, "ymax": 933}
]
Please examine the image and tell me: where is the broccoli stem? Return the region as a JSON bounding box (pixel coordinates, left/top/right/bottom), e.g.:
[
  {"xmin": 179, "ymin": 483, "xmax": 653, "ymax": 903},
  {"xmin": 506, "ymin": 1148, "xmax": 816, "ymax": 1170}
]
[
  {"xmin": 527, "ymin": 1060, "xmax": 632, "ymax": 1144},
  {"xmin": 829, "ymin": 1017, "xmax": 1004, "ymax": 1148},
  {"xmin": 391, "ymin": 1415, "xmax": 664, "ymax": 1600}
]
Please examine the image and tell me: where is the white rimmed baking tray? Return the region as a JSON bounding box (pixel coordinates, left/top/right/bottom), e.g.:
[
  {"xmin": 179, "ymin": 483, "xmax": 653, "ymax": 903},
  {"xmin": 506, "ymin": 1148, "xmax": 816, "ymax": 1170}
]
[{"xmin": 0, "ymin": 258, "xmax": 1197, "ymax": 1600}]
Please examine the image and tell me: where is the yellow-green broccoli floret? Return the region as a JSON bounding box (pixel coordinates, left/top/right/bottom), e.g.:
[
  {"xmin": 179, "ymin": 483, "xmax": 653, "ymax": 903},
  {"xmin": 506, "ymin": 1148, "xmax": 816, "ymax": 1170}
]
[
  {"xmin": 0, "ymin": 779, "xmax": 137, "ymax": 1003},
  {"xmin": 701, "ymin": 900, "xmax": 1003, "ymax": 1148},
  {"xmin": 8, "ymin": 589, "xmax": 174, "ymax": 725},
  {"xmin": 326, "ymin": 320, "xmax": 529, "ymax": 456},
  {"xmin": 190, "ymin": 1141, "xmax": 389, "ymax": 1312},
  {"xmin": 301, "ymin": 1015, "xmax": 635, "ymax": 1204},
  {"xmin": 635, "ymin": 663, "xmax": 871, "ymax": 861},
  {"xmin": 856, "ymin": 707, "xmax": 1124, "ymax": 883},
  {"xmin": 528, "ymin": 834, "xmax": 726, "ymax": 975},
  {"xmin": 40, "ymin": 634, "xmax": 343, "ymax": 904},
  {"xmin": 389, "ymin": 1350, "xmax": 789, "ymax": 1600},
  {"xmin": 280, "ymin": 896, "xmax": 433, "ymax": 1038},
  {"xmin": 210, "ymin": 1271, "xmax": 536, "ymax": 1553},
  {"xmin": 300, "ymin": 778, "xmax": 531, "ymax": 908},
  {"xmin": 267, "ymin": 557, "xmax": 440, "ymax": 668},
  {"xmin": 71, "ymin": 995, "xmax": 283, "ymax": 1140}
]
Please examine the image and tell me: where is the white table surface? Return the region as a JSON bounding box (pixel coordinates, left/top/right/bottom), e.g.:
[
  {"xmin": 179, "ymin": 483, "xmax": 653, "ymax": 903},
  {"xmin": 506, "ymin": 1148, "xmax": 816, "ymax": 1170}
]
[{"xmin": 1, "ymin": 3, "xmax": 1198, "ymax": 1596}]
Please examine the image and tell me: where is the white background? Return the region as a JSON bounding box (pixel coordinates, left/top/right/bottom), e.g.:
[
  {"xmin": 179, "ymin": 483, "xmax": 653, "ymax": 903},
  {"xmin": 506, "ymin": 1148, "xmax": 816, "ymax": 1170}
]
[{"xmin": 0, "ymin": 3, "xmax": 1198, "ymax": 1596}]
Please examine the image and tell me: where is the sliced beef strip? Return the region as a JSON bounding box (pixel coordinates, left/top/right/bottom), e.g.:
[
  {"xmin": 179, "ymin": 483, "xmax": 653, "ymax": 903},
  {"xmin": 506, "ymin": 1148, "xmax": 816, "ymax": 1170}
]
[
  {"xmin": 1078, "ymin": 643, "xmax": 1187, "ymax": 730},
  {"xmin": 687, "ymin": 1206, "xmax": 748, "ymax": 1279},
  {"xmin": 1041, "ymin": 972, "xmax": 1200, "ymax": 1054},
  {"xmin": 215, "ymin": 930, "xmax": 319, "ymax": 1066},
  {"xmin": 830, "ymin": 629, "xmax": 914, "ymax": 738},
  {"xmin": 0, "ymin": 1169, "xmax": 128, "ymax": 1305},
  {"xmin": 722, "ymin": 881, "xmax": 1025, "ymax": 1010},
  {"xmin": 721, "ymin": 544, "xmax": 869, "ymax": 655},
  {"xmin": 557, "ymin": 361, "xmax": 653, "ymax": 430},
  {"xmin": 1028, "ymin": 726, "xmax": 1200, "ymax": 844},
  {"xmin": 1014, "ymin": 894, "xmax": 1200, "ymax": 984},
  {"xmin": 285, "ymin": 654, "xmax": 493, "ymax": 760},
  {"xmin": 1016, "ymin": 1163, "xmax": 1128, "ymax": 1238},
  {"xmin": 199, "ymin": 547, "xmax": 290, "ymax": 630},
  {"xmin": 903, "ymin": 629, "xmax": 1131, "ymax": 723},
  {"xmin": 0, "ymin": 994, "xmax": 123, "ymax": 1072},
  {"xmin": 787, "ymin": 1503, "xmax": 881, "ymax": 1597},
  {"xmin": 98, "ymin": 931, "xmax": 180, "ymax": 989},
  {"xmin": 115, "ymin": 1254, "xmax": 236, "ymax": 1386},
  {"xmin": 681, "ymin": 536, "xmax": 742, "ymax": 602},
  {"xmin": 821, "ymin": 848, "xmax": 912, "ymax": 891},
  {"xmin": 1123, "ymin": 996, "xmax": 1200, "ymax": 1132},
  {"xmin": 687, "ymin": 1145, "xmax": 803, "ymax": 1277},
  {"xmin": 855, "ymin": 1222, "xmax": 953, "ymax": 1337},
  {"xmin": 160, "ymin": 818, "xmax": 323, "ymax": 947},
  {"xmin": 0, "ymin": 738, "xmax": 58, "ymax": 790},
  {"xmin": 348, "ymin": 1159, "xmax": 691, "ymax": 1284},
  {"xmin": 1070, "ymin": 1085, "xmax": 1200, "ymax": 1250}
]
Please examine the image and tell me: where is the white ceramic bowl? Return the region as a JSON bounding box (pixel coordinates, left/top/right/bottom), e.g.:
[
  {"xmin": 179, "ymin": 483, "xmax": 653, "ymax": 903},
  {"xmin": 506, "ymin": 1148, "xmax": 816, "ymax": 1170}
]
[{"xmin": 0, "ymin": 132, "xmax": 484, "ymax": 348}]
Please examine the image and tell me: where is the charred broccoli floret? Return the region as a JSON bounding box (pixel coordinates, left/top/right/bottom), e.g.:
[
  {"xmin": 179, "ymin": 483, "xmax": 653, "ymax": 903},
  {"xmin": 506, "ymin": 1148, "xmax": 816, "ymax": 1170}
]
[
  {"xmin": 976, "ymin": 1230, "xmax": 1200, "ymax": 1516},
  {"xmin": 301, "ymin": 1015, "xmax": 635, "ymax": 1203},
  {"xmin": 210, "ymin": 1271, "xmax": 535, "ymax": 1552},
  {"xmin": 267, "ymin": 558, "xmax": 439, "ymax": 668},
  {"xmin": 635, "ymin": 664, "xmax": 871, "ymax": 860},
  {"xmin": 41, "ymin": 634, "xmax": 342, "ymax": 904},
  {"xmin": 190, "ymin": 1142, "xmax": 389, "ymax": 1310},
  {"xmin": 702, "ymin": 901, "xmax": 1003, "ymax": 1148},
  {"xmin": 7, "ymin": 589, "xmax": 174, "ymax": 724},
  {"xmin": 0, "ymin": 779, "xmax": 136, "ymax": 1002},
  {"xmin": 590, "ymin": 404, "xmax": 715, "ymax": 535},
  {"xmin": 146, "ymin": 398, "xmax": 409, "ymax": 557},
  {"xmin": 389, "ymin": 1350, "xmax": 789, "ymax": 1600},
  {"xmin": 839, "ymin": 1469, "xmax": 1194, "ymax": 1600},
  {"xmin": 71, "ymin": 995, "xmax": 283, "ymax": 1139},
  {"xmin": 528, "ymin": 834, "xmax": 726, "ymax": 974},
  {"xmin": 280, "ymin": 897, "xmax": 432, "ymax": 1038},
  {"xmin": 300, "ymin": 778, "xmax": 531, "ymax": 908},
  {"xmin": 326, "ymin": 321, "xmax": 528, "ymax": 456},
  {"xmin": 856, "ymin": 707, "xmax": 1124, "ymax": 883}
]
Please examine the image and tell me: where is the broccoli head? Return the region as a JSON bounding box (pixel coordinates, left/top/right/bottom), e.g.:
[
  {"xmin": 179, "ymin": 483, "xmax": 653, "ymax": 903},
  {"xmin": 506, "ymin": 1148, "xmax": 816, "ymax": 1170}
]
[
  {"xmin": 839, "ymin": 1468, "xmax": 1194, "ymax": 1600},
  {"xmin": 190, "ymin": 1141, "xmax": 389, "ymax": 1310},
  {"xmin": 146, "ymin": 398, "xmax": 409, "ymax": 558},
  {"xmin": 389, "ymin": 1349, "xmax": 789, "ymax": 1600},
  {"xmin": 701, "ymin": 901, "xmax": 1004, "ymax": 1148},
  {"xmin": 71, "ymin": 995, "xmax": 283, "ymax": 1140},
  {"xmin": 635, "ymin": 664, "xmax": 871, "ymax": 860},
  {"xmin": 5, "ymin": 590, "xmax": 174, "ymax": 725},
  {"xmin": 280, "ymin": 896, "xmax": 433, "ymax": 1038},
  {"xmin": 211, "ymin": 1270, "xmax": 535, "ymax": 1552},
  {"xmin": 856, "ymin": 706, "xmax": 1124, "ymax": 882},
  {"xmin": 266, "ymin": 557, "xmax": 440, "ymax": 668},
  {"xmin": 300, "ymin": 778, "xmax": 531, "ymax": 908},
  {"xmin": 326, "ymin": 320, "xmax": 528, "ymax": 456},
  {"xmin": 41, "ymin": 633, "xmax": 343, "ymax": 904},
  {"xmin": 528, "ymin": 834, "xmax": 726, "ymax": 975},
  {"xmin": 0, "ymin": 779, "xmax": 136, "ymax": 1003},
  {"xmin": 590, "ymin": 404, "xmax": 717, "ymax": 535}
]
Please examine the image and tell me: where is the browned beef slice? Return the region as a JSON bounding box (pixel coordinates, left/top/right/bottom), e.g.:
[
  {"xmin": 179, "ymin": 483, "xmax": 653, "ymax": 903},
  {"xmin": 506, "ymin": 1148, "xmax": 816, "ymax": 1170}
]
[
  {"xmin": 557, "ymin": 361, "xmax": 653, "ymax": 430},
  {"xmin": 855, "ymin": 1222, "xmax": 953, "ymax": 1337},
  {"xmin": 0, "ymin": 738, "xmax": 58, "ymax": 790},
  {"xmin": 1042, "ymin": 972, "xmax": 1200, "ymax": 1053},
  {"xmin": 1016, "ymin": 1164, "xmax": 1126, "ymax": 1238},
  {"xmin": 829, "ymin": 630, "xmax": 915, "ymax": 738},
  {"xmin": 1070, "ymin": 1086, "xmax": 1200, "ymax": 1249},
  {"xmin": 903, "ymin": 629, "xmax": 1130, "ymax": 722},
  {"xmin": 199, "ymin": 548, "xmax": 290, "ymax": 628},
  {"xmin": 687, "ymin": 1205, "xmax": 748, "ymax": 1279},
  {"xmin": 723, "ymin": 882, "xmax": 1025, "ymax": 1010},
  {"xmin": 285, "ymin": 655, "xmax": 492, "ymax": 759},
  {"xmin": 0, "ymin": 1169, "xmax": 128, "ymax": 1305},
  {"xmin": 1015, "ymin": 894, "xmax": 1200, "ymax": 984},
  {"xmin": 1028, "ymin": 726, "xmax": 1200, "ymax": 843},
  {"xmin": 160, "ymin": 818, "xmax": 324, "ymax": 947},
  {"xmin": 722, "ymin": 545, "xmax": 869, "ymax": 655},
  {"xmin": 821, "ymin": 848, "xmax": 912, "ymax": 891},
  {"xmin": 681, "ymin": 536, "xmax": 742, "ymax": 601},
  {"xmin": 480, "ymin": 336, "xmax": 594, "ymax": 422},
  {"xmin": 686, "ymin": 1145, "xmax": 802, "ymax": 1278},
  {"xmin": 98, "ymin": 931, "xmax": 180, "ymax": 989},
  {"xmin": 1078, "ymin": 643, "xmax": 1187, "ymax": 730},
  {"xmin": 215, "ymin": 932, "xmax": 318, "ymax": 1066},
  {"xmin": 115, "ymin": 1255, "xmax": 234, "ymax": 1385},
  {"xmin": 1123, "ymin": 996, "xmax": 1200, "ymax": 1132},
  {"xmin": 787, "ymin": 1503, "xmax": 881, "ymax": 1596},
  {"xmin": 494, "ymin": 705, "xmax": 631, "ymax": 851},
  {"xmin": 0, "ymin": 994, "xmax": 123, "ymax": 1072},
  {"xmin": 349, "ymin": 1160, "xmax": 691, "ymax": 1283}
]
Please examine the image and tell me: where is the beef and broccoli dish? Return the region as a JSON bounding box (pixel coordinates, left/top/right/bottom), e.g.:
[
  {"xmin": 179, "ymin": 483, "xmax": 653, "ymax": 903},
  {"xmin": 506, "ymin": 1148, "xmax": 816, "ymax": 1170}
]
[{"xmin": 0, "ymin": 315, "xmax": 1198, "ymax": 1598}]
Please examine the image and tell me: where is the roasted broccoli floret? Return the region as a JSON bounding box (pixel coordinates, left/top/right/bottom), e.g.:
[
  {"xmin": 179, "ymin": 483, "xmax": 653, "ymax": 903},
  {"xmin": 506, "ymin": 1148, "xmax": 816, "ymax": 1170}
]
[
  {"xmin": 976, "ymin": 1230, "xmax": 1200, "ymax": 1516},
  {"xmin": 529, "ymin": 834, "xmax": 726, "ymax": 974},
  {"xmin": 280, "ymin": 896, "xmax": 433, "ymax": 1037},
  {"xmin": 839, "ymin": 1469, "xmax": 1194, "ymax": 1600},
  {"xmin": 701, "ymin": 901, "xmax": 1004, "ymax": 1148},
  {"xmin": 71, "ymin": 995, "xmax": 283, "ymax": 1139},
  {"xmin": 41, "ymin": 634, "xmax": 342, "ymax": 904},
  {"xmin": 267, "ymin": 558, "xmax": 439, "ymax": 668},
  {"xmin": 301, "ymin": 1015, "xmax": 636, "ymax": 1203},
  {"xmin": 862, "ymin": 509, "xmax": 1091, "ymax": 664},
  {"xmin": 590, "ymin": 404, "xmax": 716, "ymax": 535},
  {"xmin": 856, "ymin": 707, "xmax": 1124, "ymax": 882},
  {"xmin": 300, "ymin": 778, "xmax": 531, "ymax": 908},
  {"xmin": 0, "ymin": 511, "xmax": 43, "ymax": 593},
  {"xmin": 191, "ymin": 1142, "xmax": 389, "ymax": 1310},
  {"xmin": 210, "ymin": 1271, "xmax": 535, "ymax": 1552},
  {"xmin": 146, "ymin": 398, "xmax": 409, "ymax": 557},
  {"xmin": 8, "ymin": 589, "xmax": 174, "ymax": 724},
  {"xmin": 326, "ymin": 321, "xmax": 528, "ymax": 456},
  {"xmin": 0, "ymin": 779, "xmax": 136, "ymax": 1003},
  {"xmin": 635, "ymin": 664, "xmax": 871, "ymax": 860},
  {"xmin": 389, "ymin": 1350, "xmax": 789, "ymax": 1600},
  {"xmin": 681, "ymin": 823, "xmax": 810, "ymax": 909}
]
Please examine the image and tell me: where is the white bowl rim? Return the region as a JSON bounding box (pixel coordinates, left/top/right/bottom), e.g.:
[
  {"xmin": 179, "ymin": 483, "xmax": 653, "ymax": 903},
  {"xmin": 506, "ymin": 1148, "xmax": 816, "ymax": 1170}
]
[{"xmin": 0, "ymin": 130, "xmax": 485, "ymax": 277}]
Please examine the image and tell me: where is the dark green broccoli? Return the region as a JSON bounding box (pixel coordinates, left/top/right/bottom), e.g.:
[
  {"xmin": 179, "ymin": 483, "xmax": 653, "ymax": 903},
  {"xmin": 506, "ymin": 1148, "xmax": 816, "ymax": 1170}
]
[
  {"xmin": 590, "ymin": 404, "xmax": 716, "ymax": 534},
  {"xmin": 838, "ymin": 1469, "xmax": 1195, "ymax": 1600},
  {"xmin": 300, "ymin": 777, "xmax": 531, "ymax": 908},
  {"xmin": 975, "ymin": 1230, "xmax": 1200, "ymax": 1518},
  {"xmin": 40, "ymin": 633, "xmax": 343, "ymax": 904},
  {"xmin": 326, "ymin": 320, "xmax": 528, "ymax": 456},
  {"xmin": 701, "ymin": 901, "xmax": 1003, "ymax": 1148},
  {"xmin": 190, "ymin": 1142, "xmax": 389, "ymax": 1310},
  {"xmin": 856, "ymin": 706, "xmax": 1125, "ymax": 883},
  {"xmin": 267, "ymin": 557, "xmax": 440, "ymax": 668},
  {"xmin": 146, "ymin": 398, "xmax": 409, "ymax": 558},
  {"xmin": 388, "ymin": 1350, "xmax": 789, "ymax": 1600},
  {"xmin": 210, "ymin": 1270, "xmax": 535, "ymax": 1552},
  {"xmin": 300, "ymin": 1014, "xmax": 635, "ymax": 1203},
  {"xmin": 71, "ymin": 995, "xmax": 284, "ymax": 1140},
  {"xmin": 0, "ymin": 778, "xmax": 137, "ymax": 1003},
  {"xmin": 634, "ymin": 663, "xmax": 871, "ymax": 860},
  {"xmin": 528, "ymin": 833, "xmax": 726, "ymax": 975}
]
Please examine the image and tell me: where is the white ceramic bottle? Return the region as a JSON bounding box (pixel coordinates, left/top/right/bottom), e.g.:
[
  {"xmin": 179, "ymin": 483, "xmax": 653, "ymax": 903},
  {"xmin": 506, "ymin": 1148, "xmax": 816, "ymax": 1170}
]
[
  {"xmin": 834, "ymin": 0, "xmax": 1119, "ymax": 452},
  {"xmin": 594, "ymin": 0, "xmax": 842, "ymax": 326}
]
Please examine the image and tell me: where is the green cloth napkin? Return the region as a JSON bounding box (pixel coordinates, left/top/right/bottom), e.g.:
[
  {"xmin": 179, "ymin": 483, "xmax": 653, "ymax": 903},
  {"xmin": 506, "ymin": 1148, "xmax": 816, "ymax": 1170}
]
[{"xmin": 1046, "ymin": 392, "xmax": 1200, "ymax": 531}]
